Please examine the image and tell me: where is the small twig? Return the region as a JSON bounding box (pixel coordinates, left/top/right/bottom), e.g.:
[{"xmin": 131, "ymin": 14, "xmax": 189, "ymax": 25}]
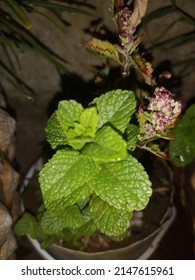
[
  {"xmin": 115, "ymin": 0, "xmax": 128, "ymax": 76},
  {"xmin": 115, "ymin": 0, "xmax": 125, "ymax": 43}
]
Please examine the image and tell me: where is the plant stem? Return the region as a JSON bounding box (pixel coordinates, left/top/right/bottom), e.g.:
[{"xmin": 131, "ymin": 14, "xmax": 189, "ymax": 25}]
[
  {"xmin": 115, "ymin": 0, "xmax": 127, "ymax": 77},
  {"xmin": 115, "ymin": 0, "xmax": 124, "ymax": 8},
  {"xmin": 115, "ymin": 0, "xmax": 124, "ymax": 34}
]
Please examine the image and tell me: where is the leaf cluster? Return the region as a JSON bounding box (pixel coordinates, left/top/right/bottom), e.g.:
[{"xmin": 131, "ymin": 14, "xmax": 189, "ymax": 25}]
[{"xmin": 14, "ymin": 89, "xmax": 152, "ymax": 247}]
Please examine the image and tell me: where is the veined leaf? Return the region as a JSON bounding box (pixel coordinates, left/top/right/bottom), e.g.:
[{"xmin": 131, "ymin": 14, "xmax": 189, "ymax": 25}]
[
  {"xmin": 170, "ymin": 104, "xmax": 195, "ymax": 166},
  {"xmin": 59, "ymin": 184, "xmax": 91, "ymax": 209},
  {"xmin": 125, "ymin": 124, "xmax": 139, "ymax": 151},
  {"xmin": 38, "ymin": 149, "xmax": 101, "ymax": 214},
  {"xmin": 40, "ymin": 205, "xmax": 84, "ymax": 235},
  {"xmin": 93, "ymin": 89, "xmax": 136, "ymax": 133},
  {"xmin": 66, "ymin": 107, "xmax": 98, "ymax": 150},
  {"xmin": 14, "ymin": 213, "xmax": 42, "ymax": 238},
  {"xmin": 132, "ymin": 53, "xmax": 155, "ymax": 85},
  {"xmin": 89, "ymin": 155, "xmax": 152, "ymax": 211},
  {"xmin": 81, "ymin": 125, "xmax": 127, "ymax": 162},
  {"xmin": 84, "ymin": 38, "xmax": 120, "ymax": 63},
  {"xmin": 139, "ymin": 143, "xmax": 168, "ymax": 159},
  {"xmin": 39, "ymin": 184, "xmax": 91, "ymax": 217},
  {"xmin": 56, "ymin": 100, "xmax": 83, "ymax": 133},
  {"xmin": 90, "ymin": 196, "xmax": 132, "ymax": 236},
  {"xmin": 45, "ymin": 112, "xmax": 68, "ymax": 149}
]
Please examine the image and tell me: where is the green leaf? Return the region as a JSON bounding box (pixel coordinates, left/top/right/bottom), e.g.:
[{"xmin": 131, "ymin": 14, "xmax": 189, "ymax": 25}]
[
  {"xmin": 90, "ymin": 196, "xmax": 132, "ymax": 236},
  {"xmin": 45, "ymin": 112, "xmax": 68, "ymax": 149},
  {"xmin": 57, "ymin": 229, "xmax": 83, "ymax": 248},
  {"xmin": 70, "ymin": 207, "xmax": 97, "ymax": 237},
  {"xmin": 56, "ymin": 184, "xmax": 91, "ymax": 210},
  {"xmin": 56, "ymin": 100, "xmax": 83, "ymax": 133},
  {"xmin": 126, "ymin": 124, "xmax": 139, "ymax": 151},
  {"xmin": 48, "ymin": 102, "xmax": 98, "ymax": 150},
  {"xmin": 40, "ymin": 205, "xmax": 84, "ymax": 235},
  {"xmin": 170, "ymin": 104, "xmax": 195, "ymax": 166},
  {"xmin": 5, "ymin": 0, "xmax": 32, "ymax": 29},
  {"xmin": 39, "ymin": 149, "xmax": 101, "ymax": 214},
  {"xmin": 89, "ymin": 155, "xmax": 152, "ymax": 211},
  {"xmin": 14, "ymin": 213, "xmax": 42, "ymax": 238},
  {"xmin": 40, "ymin": 237, "xmax": 54, "ymax": 249},
  {"xmin": 75, "ymin": 220, "xmax": 96, "ymax": 237},
  {"xmin": 93, "ymin": 89, "xmax": 136, "ymax": 133},
  {"xmin": 81, "ymin": 125, "xmax": 127, "ymax": 162},
  {"xmin": 66, "ymin": 107, "xmax": 98, "ymax": 149},
  {"xmin": 36, "ymin": 204, "xmax": 46, "ymax": 222}
]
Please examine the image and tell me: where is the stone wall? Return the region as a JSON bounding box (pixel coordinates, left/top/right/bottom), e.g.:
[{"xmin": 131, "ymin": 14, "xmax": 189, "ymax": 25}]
[{"xmin": 0, "ymin": 96, "xmax": 20, "ymax": 259}]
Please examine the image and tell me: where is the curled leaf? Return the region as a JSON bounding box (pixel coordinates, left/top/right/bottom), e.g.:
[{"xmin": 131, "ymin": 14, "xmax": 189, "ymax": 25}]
[
  {"xmin": 130, "ymin": 0, "xmax": 149, "ymax": 29},
  {"xmin": 84, "ymin": 38, "xmax": 120, "ymax": 63}
]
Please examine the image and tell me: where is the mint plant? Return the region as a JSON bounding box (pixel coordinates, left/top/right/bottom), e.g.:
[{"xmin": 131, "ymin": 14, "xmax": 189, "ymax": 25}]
[
  {"xmin": 14, "ymin": 0, "xmax": 194, "ymax": 250},
  {"xmin": 15, "ymin": 85, "xmax": 186, "ymax": 249},
  {"xmin": 15, "ymin": 89, "xmax": 153, "ymax": 247}
]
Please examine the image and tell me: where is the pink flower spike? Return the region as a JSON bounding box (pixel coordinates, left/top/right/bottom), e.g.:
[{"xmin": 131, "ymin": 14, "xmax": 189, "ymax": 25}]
[{"xmin": 141, "ymin": 87, "xmax": 182, "ymax": 139}]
